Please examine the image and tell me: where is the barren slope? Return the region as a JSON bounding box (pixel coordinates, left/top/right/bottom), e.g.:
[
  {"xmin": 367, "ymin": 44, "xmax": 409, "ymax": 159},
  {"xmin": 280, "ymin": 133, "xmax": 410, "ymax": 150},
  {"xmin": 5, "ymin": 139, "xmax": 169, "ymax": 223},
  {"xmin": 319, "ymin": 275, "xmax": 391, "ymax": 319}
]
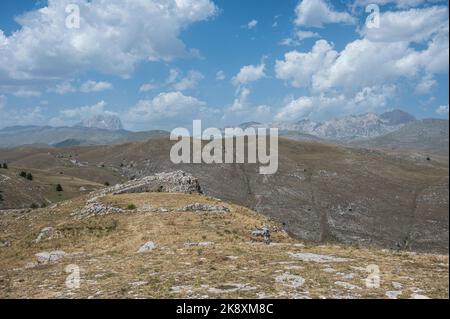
[
  {"xmin": 1, "ymin": 138, "xmax": 448, "ymax": 253},
  {"xmin": 352, "ymin": 119, "xmax": 449, "ymax": 157},
  {"xmin": 0, "ymin": 192, "xmax": 448, "ymax": 299}
]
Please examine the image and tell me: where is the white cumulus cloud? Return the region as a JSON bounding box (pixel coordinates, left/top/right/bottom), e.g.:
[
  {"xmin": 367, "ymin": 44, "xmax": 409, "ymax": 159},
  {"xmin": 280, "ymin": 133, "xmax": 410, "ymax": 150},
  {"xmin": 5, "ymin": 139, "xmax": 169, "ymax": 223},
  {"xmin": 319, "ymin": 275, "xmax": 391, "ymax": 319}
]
[
  {"xmin": 0, "ymin": 95, "xmax": 6, "ymax": 110},
  {"xmin": 275, "ymin": 85, "xmax": 396, "ymax": 121},
  {"xmin": 125, "ymin": 91, "xmax": 214, "ymax": 129},
  {"xmin": 48, "ymin": 81, "xmax": 77, "ymax": 95},
  {"xmin": 80, "ymin": 81, "xmax": 113, "ymax": 93},
  {"xmin": 280, "ymin": 30, "xmax": 321, "ymax": 46},
  {"xmin": 361, "ymin": 6, "xmax": 449, "ymax": 43},
  {"xmin": 436, "ymin": 104, "xmax": 449, "ymax": 115},
  {"xmin": 276, "ymin": 26, "xmax": 448, "ymax": 94},
  {"xmin": 247, "ymin": 20, "xmax": 258, "ymax": 29},
  {"xmin": 0, "ymin": 106, "xmax": 45, "ymax": 128},
  {"xmin": 12, "ymin": 88, "xmax": 42, "ymax": 97},
  {"xmin": 415, "ymin": 74, "xmax": 437, "ymax": 95},
  {"xmin": 139, "ymin": 83, "xmax": 158, "ymax": 93},
  {"xmin": 0, "ymin": 0, "xmax": 217, "ymax": 82},
  {"xmin": 353, "ymin": 0, "xmax": 435, "ymax": 9},
  {"xmin": 49, "ymin": 100, "xmax": 116, "ymax": 126},
  {"xmin": 295, "ymin": 0, "xmax": 356, "ymax": 28},
  {"xmin": 216, "ymin": 70, "xmax": 225, "ymax": 81},
  {"xmin": 276, "ymin": 40, "xmax": 337, "ymax": 89},
  {"xmin": 232, "ymin": 63, "xmax": 266, "ymax": 86},
  {"xmin": 173, "ymin": 70, "xmax": 204, "ymax": 91}
]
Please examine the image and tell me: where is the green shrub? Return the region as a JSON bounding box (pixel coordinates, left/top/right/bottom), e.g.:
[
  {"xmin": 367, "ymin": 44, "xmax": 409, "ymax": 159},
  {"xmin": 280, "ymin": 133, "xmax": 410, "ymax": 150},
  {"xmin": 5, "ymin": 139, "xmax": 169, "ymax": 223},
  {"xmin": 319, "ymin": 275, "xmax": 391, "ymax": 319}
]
[
  {"xmin": 127, "ymin": 204, "xmax": 137, "ymax": 210},
  {"xmin": 30, "ymin": 203, "xmax": 39, "ymax": 209},
  {"xmin": 56, "ymin": 184, "xmax": 63, "ymax": 192},
  {"xmin": 26, "ymin": 173, "xmax": 33, "ymax": 181},
  {"xmin": 19, "ymin": 171, "xmax": 27, "ymax": 178}
]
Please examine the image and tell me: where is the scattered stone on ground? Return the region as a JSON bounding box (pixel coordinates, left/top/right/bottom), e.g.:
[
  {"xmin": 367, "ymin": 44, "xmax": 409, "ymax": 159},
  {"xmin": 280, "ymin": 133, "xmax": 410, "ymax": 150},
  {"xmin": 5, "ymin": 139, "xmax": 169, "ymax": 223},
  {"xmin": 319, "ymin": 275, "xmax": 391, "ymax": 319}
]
[
  {"xmin": 184, "ymin": 242, "xmax": 215, "ymax": 247},
  {"xmin": 32, "ymin": 227, "xmax": 55, "ymax": 244},
  {"xmin": 392, "ymin": 282, "xmax": 403, "ymax": 290},
  {"xmin": 171, "ymin": 285, "xmax": 194, "ymax": 294},
  {"xmin": 75, "ymin": 198, "xmax": 125, "ymax": 219},
  {"xmin": 334, "ymin": 281, "xmax": 361, "ymax": 290},
  {"xmin": 137, "ymin": 242, "xmax": 156, "ymax": 253},
  {"xmin": 288, "ymin": 252, "xmax": 351, "ymax": 263},
  {"xmin": 322, "ymin": 267, "xmax": 336, "ymax": 273},
  {"xmin": 208, "ymin": 284, "xmax": 256, "ymax": 294},
  {"xmin": 336, "ymin": 272, "xmax": 355, "ymax": 280},
  {"xmin": 275, "ymin": 273, "xmax": 305, "ymax": 288},
  {"xmin": 0, "ymin": 240, "xmax": 11, "ymax": 248},
  {"xmin": 410, "ymin": 293, "xmax": 430, "ymax": 299},
  {"xmin": 178, "ymin": 203, "xmax": 230, "ymax": 213},
  {"xmin": 35, "ymin": 251, "xmax": 66, "ymax": 264},
  {"xmin": 386, "ymin": 291, "xmax": 402, "ymax": 299},
  {"xmin": 129, "ymin": 281, "xmax": 148, "ymax": 288}
]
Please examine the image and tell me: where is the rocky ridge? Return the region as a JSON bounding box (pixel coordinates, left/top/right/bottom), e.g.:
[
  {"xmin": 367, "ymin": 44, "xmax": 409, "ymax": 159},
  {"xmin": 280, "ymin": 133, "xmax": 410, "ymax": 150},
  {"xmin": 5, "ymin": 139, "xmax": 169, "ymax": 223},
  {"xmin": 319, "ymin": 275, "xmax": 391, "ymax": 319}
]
[
  {"xmin": 74, "ymin": 171, "xmax": 203, "ymax": 219},
  {"xmin": 94, "ymin": 170, "xmax": 202, "ymax": 197}
]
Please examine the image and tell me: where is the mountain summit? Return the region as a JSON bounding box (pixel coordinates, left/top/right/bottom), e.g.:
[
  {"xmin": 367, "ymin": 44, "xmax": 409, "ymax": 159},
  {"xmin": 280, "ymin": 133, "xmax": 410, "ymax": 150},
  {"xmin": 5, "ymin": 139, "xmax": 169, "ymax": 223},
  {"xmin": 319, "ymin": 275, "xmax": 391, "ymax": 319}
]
[
  {"xmin": 242, "ymin": 109, "xmax": 418, "ymax": 142},
  {"xmin": 78, "ymin": 114, "xmax": 123, "ymax": 131},
  {"xmin": 380, "ymin": 109, "xmax": 416, "ymax": 126}
]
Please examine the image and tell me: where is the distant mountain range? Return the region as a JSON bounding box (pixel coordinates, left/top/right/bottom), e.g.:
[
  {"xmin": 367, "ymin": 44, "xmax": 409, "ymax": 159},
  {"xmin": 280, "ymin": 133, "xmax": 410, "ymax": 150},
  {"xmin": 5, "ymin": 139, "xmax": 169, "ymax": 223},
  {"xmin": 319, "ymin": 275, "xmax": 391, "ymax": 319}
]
[
  {"xmin": 77, "ymin": 114, "xmax": 123, "ymax": 131},
  {"xmin": 238, "ymin": 109, "xmax": 448, "ymax": 156},
  {"xmin": 0, "ymin": 125, "xmax": 168, "ymax": 148},
  {"xmin": 243, "ymin": 109, "xmax": 417, "ymax": 142},
  {"xmin": 0, "ymin": 110, "xmax": 448, "ymax": 156}
]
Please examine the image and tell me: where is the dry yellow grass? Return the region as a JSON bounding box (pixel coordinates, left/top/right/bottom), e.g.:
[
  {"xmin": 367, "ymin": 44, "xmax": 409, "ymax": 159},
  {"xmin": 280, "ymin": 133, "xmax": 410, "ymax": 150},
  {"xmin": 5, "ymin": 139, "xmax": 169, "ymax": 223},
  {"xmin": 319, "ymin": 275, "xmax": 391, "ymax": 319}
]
[{"xmin": 0, "ymin": 192, "xmax": 448, "ymax": 299}]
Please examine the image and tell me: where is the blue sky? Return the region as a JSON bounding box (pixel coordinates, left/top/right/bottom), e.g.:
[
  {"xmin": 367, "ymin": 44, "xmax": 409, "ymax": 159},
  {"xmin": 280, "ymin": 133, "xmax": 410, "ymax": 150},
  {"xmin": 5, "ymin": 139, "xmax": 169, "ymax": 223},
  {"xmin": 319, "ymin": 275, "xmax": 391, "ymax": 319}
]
[{"xmin": 0, "ymin": 0, "xmax": 448, "ymax": 131}]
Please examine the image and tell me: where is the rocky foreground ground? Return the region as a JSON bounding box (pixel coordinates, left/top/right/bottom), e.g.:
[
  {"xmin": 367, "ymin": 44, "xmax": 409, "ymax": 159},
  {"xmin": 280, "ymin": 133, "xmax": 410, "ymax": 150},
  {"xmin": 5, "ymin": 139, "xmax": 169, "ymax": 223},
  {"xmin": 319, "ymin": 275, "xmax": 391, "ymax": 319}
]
[{"xmin": 0, "ymin": 172, "xmax": 448, "ymax": 299}]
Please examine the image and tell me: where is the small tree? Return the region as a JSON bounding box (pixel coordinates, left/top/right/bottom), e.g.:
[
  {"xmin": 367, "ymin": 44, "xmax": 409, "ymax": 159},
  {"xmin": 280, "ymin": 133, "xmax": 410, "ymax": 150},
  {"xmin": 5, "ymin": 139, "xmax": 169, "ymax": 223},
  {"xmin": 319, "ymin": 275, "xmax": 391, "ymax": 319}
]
[
  {"xmin": 26, "ymin": 173, "xmax": 33, "ymax": 181},
  {"xmin": 56, "ymin": 184, "xmax": 63, "ymax": 192},
  {"xmin": 104, "ymin": 182, "xmax": 110, "ymax": 186},
  {"xmin": 19, "ymin": 171, "xmax": 27, "ymax": 178},
  {"xmin": 2, "ymin": 163, "xmax": 7, "ymax": 169}
]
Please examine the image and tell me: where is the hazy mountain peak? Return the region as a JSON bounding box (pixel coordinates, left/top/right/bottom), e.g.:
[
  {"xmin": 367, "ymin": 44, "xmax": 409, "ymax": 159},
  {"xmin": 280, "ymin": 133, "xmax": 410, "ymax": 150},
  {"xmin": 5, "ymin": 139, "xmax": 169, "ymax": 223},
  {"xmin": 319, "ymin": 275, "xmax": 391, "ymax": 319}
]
[
  {"xmin": 237, "ymin": 121, "xmax": 263, "ymax": 129},
  {"xmin": 380, "ymin": 109, "xmax": 416, "ymax": 126},
  {"xmin": 240, "ymin": 110, "xmax": 418, "ymax": 142},
  {"xmin": 78, "ymin": 114, "xmax": 123, "ymax": 131}
]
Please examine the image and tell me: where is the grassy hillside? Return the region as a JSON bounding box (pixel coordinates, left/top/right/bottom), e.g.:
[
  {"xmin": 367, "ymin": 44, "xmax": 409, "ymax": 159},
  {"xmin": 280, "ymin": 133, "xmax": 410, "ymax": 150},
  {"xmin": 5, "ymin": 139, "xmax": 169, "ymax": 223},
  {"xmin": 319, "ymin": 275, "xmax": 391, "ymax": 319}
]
[
  {"xmin": 0, "ymin": 166, "xmax": 104, "ymax": 209},
  {"xmin": 0, "ymin": 192, "xmax": 448, "ymax": 299}
]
